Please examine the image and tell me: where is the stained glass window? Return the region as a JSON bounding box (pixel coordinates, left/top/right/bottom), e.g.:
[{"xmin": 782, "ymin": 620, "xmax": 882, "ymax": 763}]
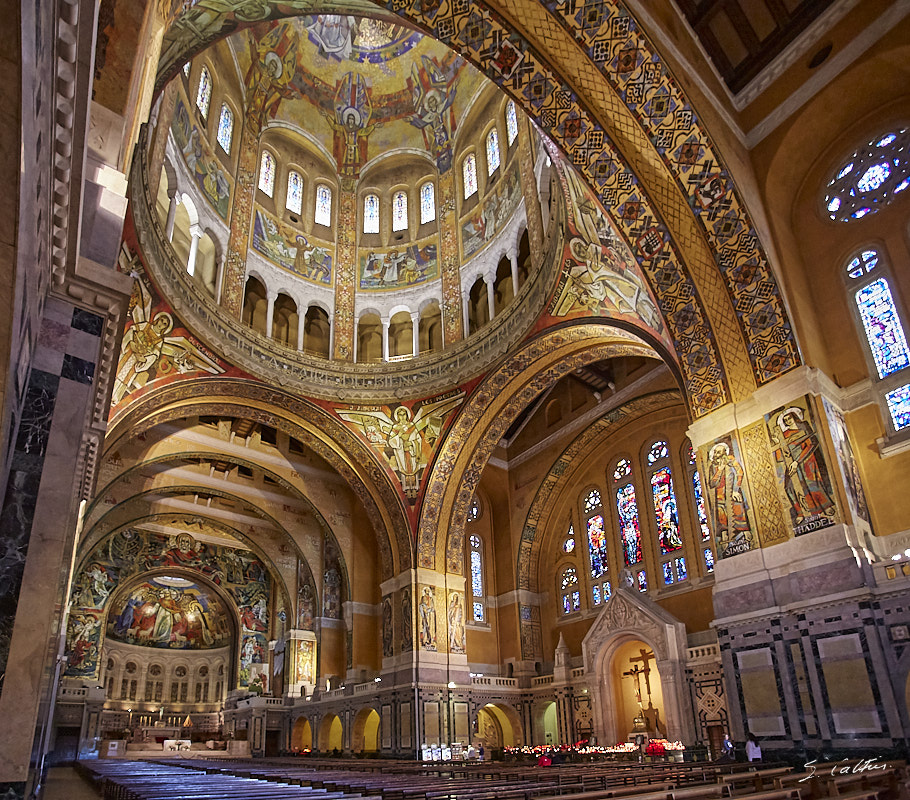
[
  {"xmin": 363, "ymin": 193, "xmax": 379, "ymax": 234},
  {"xmin": 587, "ymin": 513, "xmax": 608, "ymax": 579},
  {"xmin": 463, "ymin": 154, "xmax": 478, "ymax": 199},
  {"xmin": 563, "ymin": 530, "xmax": 575, "ymax": 553},
  {"xmin": 675, "ymin": 556, "xmax": 687, "ymax": 581},
  {"xmin": 486, "ymin": 128, "xmax": 501, "ymax": 175},
  {"xmin": 216, "ymin": 104, "xmax": 233, "ymax": 154},
  {"xmin": 847, "ymin": 249, "xmax": 879, "ymax": 278},
  {"xmin": 886, "ymin": 383, "xmax": 910, "ymax": 431},
  {"xmin": 651, "ymin": 467, "xmax": 683, "ymax": 555},
  {"xmin": 258, "ymin": 151, "xmax": 275, "ymax": 197},
  {"xmin": 824, "ymin": 127, "xmax": 910, "ymax": 222},
  {"xmin": 616, "ymin": 483, "xmax": 642, "ymax": 565},
  {"xmin": 571, "ymin": 591, "xmax": 580, "ymax": 610},
  {"xmin": 286, "ymin": 170, "xmax": 303, "ymax": 215},
  {"xmin": 647, "ymin": 440, "xmax": 669, "ymax": 465},
  {"xmin": 561, "ymin": 566, "xmax": 577, "ymax": 590},
  {"xmin": 183, "ymin": 63, "xmax": 190, "ymax": 77},
  {"xmin": 470, "ymin": 534, "xmax": 484, "ymax": 622},
  {"xmin": 196, "ymin": 66, "xmax": 212, "ymax": 119},
  {"xmin": 506, "ymin": 100, "xmax": 518, "ymax": 146},
  {"xmin": 855, "ymin": 278, "xmax": 910, "ymax": 378},
  {"xmin": 663, "ymin": 562, "xmax": 674, "ymax": 586},
  {"xmin": 637, "ymin": 570, "xmax": 647, "ymax": 592},
  {"xmin": 613, "ymin": 459, "xmax": 631, "ymax": 481},
  {"xmin": 392, "ymin": 190, "xmax": 408, "ymax": 232},
  {"xmin": 692, "ymin": 467, "xmax": 711, "ymax": 542},
  {"xmin": 584, "ymin": 489, "xmax": 601, "ymax": 513},
  {"xmin": 704, "ymin": 548, "xmax": 715, "ymax": 573},
  {"xmin": 315, "ymin": 185, "xmax": 332, "ymax": 226},
  {"xmin": 420, "ymin": 181, "xmax": 435, "ymax": 224},
  {"xmin": 592, "ymin": 584, "xmax": 601, "ymax": 605},
  {"xmin": 602, "ymin": 581, "xmax": 612, "ymax": 601},
  {"xmin": 468, "ymin": 500, "xmax": 479, "ymax": 521}
]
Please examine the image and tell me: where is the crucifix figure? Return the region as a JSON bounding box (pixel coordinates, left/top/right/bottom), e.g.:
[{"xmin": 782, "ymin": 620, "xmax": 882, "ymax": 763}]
[
  {"xmin": 622, "ymin": 664, "xmax": 646, "ymax": 706},
  {"xmin": 629, "ymin": 648, "xmax": 655, "ymax": 703}
]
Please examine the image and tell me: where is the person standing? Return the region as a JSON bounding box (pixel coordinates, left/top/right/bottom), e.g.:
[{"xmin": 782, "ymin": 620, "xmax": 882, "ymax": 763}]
[{"xmin": 745, "ymin": 733, "xmax": 762, "ymax": 762}]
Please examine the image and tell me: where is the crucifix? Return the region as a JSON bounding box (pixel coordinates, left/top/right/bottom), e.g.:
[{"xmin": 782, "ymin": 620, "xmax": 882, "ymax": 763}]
[
  {"xmin": 622, "ymin": 664, "xmax": 645, "ymax": 707},
  {"xmin": 629, "ymin": 648, "xmax": 655, "ymax": 703}
]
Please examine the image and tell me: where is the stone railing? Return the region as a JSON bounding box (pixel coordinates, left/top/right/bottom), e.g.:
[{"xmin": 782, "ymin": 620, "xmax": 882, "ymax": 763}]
[{"xmin": 471, "ymin": 676, "xmax": 518, "ymax": 688}]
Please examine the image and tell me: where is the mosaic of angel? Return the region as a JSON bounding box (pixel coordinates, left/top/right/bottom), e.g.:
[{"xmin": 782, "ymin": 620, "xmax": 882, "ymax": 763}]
[
  {"xmin": 113, "ymin": 273, "xmax": 223, "ymax": 405},
  {"xmin": 338, "ymin": 393, "xmax": 463, "ymax": 498}
]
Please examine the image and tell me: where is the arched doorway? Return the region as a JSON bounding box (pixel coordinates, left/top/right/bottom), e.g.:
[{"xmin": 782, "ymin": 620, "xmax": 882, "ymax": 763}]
[
  {"xmin": 352, "ymin": 707, "xmax": 380, "ymax": 753},
  {"xmin": 475, "ymin": 703, "xmax": 521, "ymax": 749},
  {"xmin": 291, "ymin": 716, "xmax": 312, "ymax": 752},
  {"xmin": 529, "ymin": 700, "xmax": 559, "ymax": 746},
  {"xmin": 318, "ymin": 713, "xmax": 344, "ymax": 753},
  {"xmin": 611, "ymin": 639, "xmax": 666, "ymax": 740}
]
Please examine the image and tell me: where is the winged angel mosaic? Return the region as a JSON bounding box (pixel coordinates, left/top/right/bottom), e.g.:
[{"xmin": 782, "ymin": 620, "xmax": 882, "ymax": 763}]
[
  {"xmin": 338, "ymin": 392, "xmax": 464, "ymax": 500},
  {"xmin": 113, "ymin": 268, "xmax": 224, "ymax": 406}
]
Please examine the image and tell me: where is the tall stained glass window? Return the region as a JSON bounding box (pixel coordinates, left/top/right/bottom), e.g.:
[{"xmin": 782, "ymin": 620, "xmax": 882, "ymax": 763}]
[
  {"xmin": 258, "ymin": 151, "xmax": 275, "ymax": 197},
  {"xmin": 216, "ymin": 104, "xmax": 233, "ymax": 154},
  {"xmin": 855, "ymin": 278, "xmax": 910, "ymax": 378},
  {"xmin": 887, "ymin": 384, "xmax": 910, "ymax": 431},
  {"xmin": 561, "ymin": 567, "xmax": 580, "ymax": 614},
  {"xmin": 363, "ymin": 193, "xmax": 379, "ymax": 234},
  {"xmin": 286, "ymin": 170, "xmax": 303, "ymax": 215},
  {"xmin": 616, "ymin": 483, "xmax": 642, "ymax": 565},
  {"xmin": 463, "ymin": 154, "xmax": 478, "ymax": 199},
  {"xmin": 392, "ymin": 190, "xmax": 408, "ymax": 232},
  {"xmin": 506, "ymin": 100, "xmax": 518, "ymax": 146},
  {"xmin": 420, "ymin": 181, "xmax": 436, "ymax": 224},
  {"xmin": 587, "ymin": 512, "xmax": 607, "ymax": 579},
  {"xmin": 196, "ymin": 66, "xmax": 212, "ymax": 119},
  {"xmin": 469, "ymin": 534, "xmax": 485, "ymax": 622},
  {"xmin": 688, "ymin": 446, "xmax": 711, "ymax": 543},
  {"xmin": 651, "ymin": 468, "xmax": 683, "ymax": 556},
  {"xmin": 315, "ymin": 185, "xmax": 332, "ymax": 226},
  {"xmin": 486, "ymin": 128, "xmax": 501, "ymax": 175}
]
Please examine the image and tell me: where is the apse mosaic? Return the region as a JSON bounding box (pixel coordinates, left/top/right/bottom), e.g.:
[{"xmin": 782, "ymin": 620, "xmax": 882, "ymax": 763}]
[
  {"xmin": 251, "ymin": 204, "xmax": 334, "ymax": 284},
  {"xmin": 112, "ymin": 256, "xmax": 230, "ymax": 415},
  {"xmin": 766, "ymin": 397, "xmax": 839, "ymax": 537},
  {"xmin": 460, "ymin": 161, "xmax": 522, "ymax": 260},
  {"xmin": 171, "ymin": 98, "xmax": 233, "ymax": 219},
  {"xmin": 336, "ymin": 390, "xmax": 464, "ymax": 502},
  {"xmin": 106, "ymin": 576, "xmax": 232, "ymax": 650},
  {"xmin": 702, "ymin": 435, "xmax": 755, "ymax": 559},
  {"xmin": 359, "ymin": 240, "xmax": 438, "ymax": 290},
  {"xmin": 64, "ymin": 528, "xmax": 271, "ymax": 686}
]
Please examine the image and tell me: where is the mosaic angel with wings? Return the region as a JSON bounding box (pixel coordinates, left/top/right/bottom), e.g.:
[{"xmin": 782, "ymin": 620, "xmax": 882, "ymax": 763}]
[{"xmin": 339, "ymin": 393, "xmax": 463, "ymax": 498}]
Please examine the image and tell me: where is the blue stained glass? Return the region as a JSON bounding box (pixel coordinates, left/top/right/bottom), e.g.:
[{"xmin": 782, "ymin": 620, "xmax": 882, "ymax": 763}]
[
  {"xmin": 886, "ymin": 384, "xmax": 910, "ymax": 431},
  {"xmin": 286, "ymin": 170, "xmax": 303, "ymax": 215},
  {"xmin": 613, "ymin": 459, "xmax": 631, "ymax": 481},
  {"xmin": 855, "ymin": 278, "xmax": 910, "ymax": 378},
  {"xmin": 564, "ymin": 537, "xmax": 575, "ymax": 554},
  {"xmin": 420, "ymin": 181, "xmax": 435, "ymax": 224},
  {"xmin": 847, "ymin": 250, "xmax": 878, "ymax": 279},
  {"xmin": 827, "ymin": 197, "xmax": 841, "ymax": 212},
  {"xmin": 196, "ymin": 66, "xmax": 212, "ymax": 119},
  {"xmin": 363, "ymin": 193, "xmax": 379, "ymax": 234},
  {"xmin": 463, "ymin": 154, "xmax": 477, "ymax": 198},
  {"xmin": 603, "ymin": 581, "xmax": 612, "ymax": 601},
  {"xmin": 857, "ymin": 162, "xmax": 891, "ymax": 192},
  {"xmin": 315, "ymin": 185, "xmax": 332, "ymax": 226},
  {"xmin": 647, "ymin": 440, "xmax": 669, "ymax": 464},
  {"xmin": 506, "ymin": 101, "xmax": 518, "ymax": 145},
  {"xmin": 473, "ymin": 602, "xmax": 484, "ymax": 622},
  {"xmin": 592, "ymin": 585, "xmax": 601, "ymax": 605},
  {"xmin": 637, "ymin": 570, "xmax": 647, "ymax": 592},
  {"xmin": 183, "ymin": 63, "xmax": 190, "ymax": 77},
  {"xmin": 572, "ymin": 591, "xmax": 580, "ymax": 610},
  {"xmin": 587, "ymin": 513, "xmax": 608, "ymax": 578},
  {"xmin": 896, "ymin": 177, "xmax": 910, "ymax": 193},
  {"xmin": 704, "ymin": 548, "xmax": 715, "ymax": 573},
  {"xmin": 563, "ymin": 594, "xmax": 572, "ymax": 614},
  {"xmin": 216, "ymin": 104, "xmax": 233, "ymax": 154},
  {"xmin": 692, "ymin": 469, "xmax": 711, "ymax": 542},
  {"xmin": 852, "ymin": 207, "xmax": 872, "ymax": 219},
  {"xmin": 392, "ymin": 190, "xmax": 408, "ymax": 231},
  {"xmin": 663, "ymin": 562, "xmax": 674, "ymax": 585},
  {"xmin": 878, "ymin": 134, "xmax": 896, "ymax": 147},
  {"xmin": 838, "ymin": 162, "xmax": 854, "ymax": 179},
  {"xmin": 258, "ymin": 151, "xmax": 275, "ymax": 197},
  {"xmin": 471, "ymin": 550, "xmax": 483, "ymax": 597},
  {"xmin": 651, "ymin": 467, "xmax": 683, "ymax": 554},
  {"xmin": 486, "ymin": 128, "xmax": 501, "ymax": 175},
  {"xmin": 616, "ymin": 483, "xmax": 642, "ymax": 565},
  {"xmin": 584, "ymin": 489, "xmax": 601, "ymax": 512},
  {"xmin": 675, "ymin": 556, "xmax": 687, "ymax": 581},
  {"xmin": 470, "ymin": 534, "xmax": 481, "ymax": 548}
]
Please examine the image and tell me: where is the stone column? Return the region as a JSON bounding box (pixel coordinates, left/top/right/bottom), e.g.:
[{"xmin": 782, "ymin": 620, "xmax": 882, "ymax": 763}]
[
  {"xmin": 264, "ymin": 291, "xmax": 277, "ymax": 340},
  {"xmin": 509, "ymin": 251, "xmax": 519, "ymax": 295},
  {"xmin": 484, "ymin": 270, "xmax": 495, "ymax": 321},
  {"xmin": 410, "ymin": 311, "xmax": 419, "ymax": 357},
  {"xmin": 462, "ymin": 287, "xmax": 471, "ymax": 337},
  {"xmin": 164, "ymin": 191, "xmax": 179, "ymax": 242},
  {"xmin": 297, "ymin": 309, "xmax": 305, "ymax": 351},
  {"xmin": 381, "ymin": 316, "xmax": 390, "ymax": 362},
  {"xmin": 186, "ymin": 223, "xmax": 202, "ymax": 276}
]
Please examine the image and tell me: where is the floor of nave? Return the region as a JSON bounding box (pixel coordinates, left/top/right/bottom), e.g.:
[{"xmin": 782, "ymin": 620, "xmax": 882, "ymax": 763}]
[{"xmin": 41, "ymin": 767, "xmax": 102, "ymax": 799}]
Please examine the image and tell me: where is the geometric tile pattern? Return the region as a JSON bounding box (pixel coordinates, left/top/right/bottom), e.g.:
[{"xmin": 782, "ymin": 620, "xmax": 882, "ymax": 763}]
[{"xmin": 739, "ymin": 419, "xmax": 790, "ymax": 548}]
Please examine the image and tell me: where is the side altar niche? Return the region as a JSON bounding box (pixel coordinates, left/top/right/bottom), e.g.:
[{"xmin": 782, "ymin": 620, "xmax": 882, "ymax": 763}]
[{"xmin": 622, "ymin": 645, "xmax": 665, "ymax": 742}]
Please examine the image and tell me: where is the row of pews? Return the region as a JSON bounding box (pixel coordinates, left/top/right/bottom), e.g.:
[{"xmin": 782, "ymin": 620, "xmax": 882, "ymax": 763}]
[{"xmin": 78, "ymin": 757, "xmax": 909, "ymax": 800}]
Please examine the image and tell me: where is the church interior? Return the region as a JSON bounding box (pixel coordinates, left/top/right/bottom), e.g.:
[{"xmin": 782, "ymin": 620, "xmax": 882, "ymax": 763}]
[{"xmin": 2, "ymin": 0, "xmax": 910, "ymax": 795}]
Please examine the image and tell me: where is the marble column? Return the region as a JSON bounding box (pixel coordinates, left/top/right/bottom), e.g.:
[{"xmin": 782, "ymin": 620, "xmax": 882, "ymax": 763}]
[
  {"xmin": 186, "ymin": 223, "xmax": 202, "ymax": 276},
  {"xmin": 484, "ymin": 271, "xmax": 495, "ymax": 321},
  {"xmin": 381, "ymin": 316, "xmax": 390, "ymax": 362},
  {"xmin": 264, "ymin": 291, "xmax": 277, "ymax": 340},
  {"xmin": 164, "ymin": 191, "xmax": 179, "ymax": 242},
  {"xmin": 410, "ymin": 311, "xmax": 419, "ymax": 357},
  {"xmin": 509, "ymin": 252, "xmax": 519, "ymax": 295}
]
